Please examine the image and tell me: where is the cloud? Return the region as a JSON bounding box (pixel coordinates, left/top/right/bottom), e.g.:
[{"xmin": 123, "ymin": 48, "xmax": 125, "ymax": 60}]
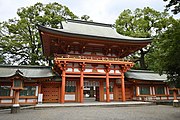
[
  {"xmin": 0, "ymin": 0, "xmax": 44, "ymax": 21},
  {"xmin": 60, "ymin": 0, "xmax": 170, "ymax": 23},
  {"xmin": 0, "ymin": 0, "xmax": 179, "ymax": 23}
]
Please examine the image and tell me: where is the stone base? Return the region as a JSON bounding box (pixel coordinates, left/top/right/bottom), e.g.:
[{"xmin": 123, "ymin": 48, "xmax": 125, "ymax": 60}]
[
  {"xmin": 11, "ymin": 106, "xmax": 20, "ymax": 113},
  {"xmin": 173, "ymin": 100, "xmax": 180, "ymax": 107}
]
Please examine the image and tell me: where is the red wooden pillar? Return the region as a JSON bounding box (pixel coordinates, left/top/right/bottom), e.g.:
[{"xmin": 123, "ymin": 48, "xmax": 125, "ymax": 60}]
[
  {"xmin": 14, "ymin": 90, "xmax": 20, "ymax": 105},
  {"xmin": 76, "ymin": 80, "xmax": 80, "ymax": 102},
  {"xmin": 106, "ymin": 71, "xmax": 110, "ymax": 102},
  {"xmin": 121, "ymin": 72, "xmax": 126, "ymax": 102},
  {"xmin": 99, "ymin": 80, "xmax": 104, "ymax": 102},
  {"xmin": 80, "ymin": 70, "xmax": 84, "ymax": 103},
  {"xmin": 166, "ymin": 86, "xmax": 169, "ymax": 100},
  {"xmin": 105, "ymin": 64, "xmax": 110, "ymax": 102},
  {"xmin": 173, "ymin": 89, "xmax": 177, "ymax": 100},
  {"xmin": 79, "ymin": 63, "xmax": 85, "ymax": 103},
  {"xmin": 61, "ymin": 70, "xmax": 66, "ymax": 103},
  {"xmin": 38, "ymin": 83, "xmax": 42, "ymax": 94}
]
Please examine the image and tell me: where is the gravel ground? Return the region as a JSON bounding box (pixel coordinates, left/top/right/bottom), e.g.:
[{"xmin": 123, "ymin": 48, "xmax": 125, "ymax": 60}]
[{"xmin": 0, "ymin": 105, "xmax": 179, "ymax": 120}]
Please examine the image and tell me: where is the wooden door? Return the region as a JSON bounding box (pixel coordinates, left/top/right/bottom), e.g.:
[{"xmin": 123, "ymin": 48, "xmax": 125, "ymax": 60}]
[
  {"xmin": 115, "ymin": 85, "xmax": 133, "ymax": 101},
  {"xmin": 125, "ymin": 86, "xmax": 133, "ymax": 100},
  {"xmin": 95, "ymin": 87, "xmax": 100, "ymax": 101},
  {"xmin": 42, "ymin": 83, "xmax": 60, "ymax": 103}
]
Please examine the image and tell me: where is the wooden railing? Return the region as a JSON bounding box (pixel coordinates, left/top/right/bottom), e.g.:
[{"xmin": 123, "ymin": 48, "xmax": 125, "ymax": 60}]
[
  {"xmin": 54, "ymin": 54, "xmax": 131, "ymax": 62},
  {"xmin": 0, "ymin": 96, "xmax": 37, "ymax": 105}
]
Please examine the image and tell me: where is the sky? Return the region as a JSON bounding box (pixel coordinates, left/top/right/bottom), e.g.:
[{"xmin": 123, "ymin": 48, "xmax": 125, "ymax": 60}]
[{"xmin": 0, "ymin": 0, "xmax": 179, "ymax": 24}]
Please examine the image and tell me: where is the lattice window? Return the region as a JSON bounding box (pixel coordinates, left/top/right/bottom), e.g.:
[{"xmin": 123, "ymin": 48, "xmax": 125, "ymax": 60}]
[
  {"xmin": 65, "ymin": 81, "xmax": 76, "ymax": 92},
  {"xmin": 65, "ymin": 86, "xmax": 76, "ymax": 92},
  {"xmin": 0, "ymin": 86, "xmax": 11, "ymax": 96},
  {"xmin": 155, "ymin": 86, "xmax": 165, "ymax": 95},
  {"xmin": 169, "ymin": 90, "xmax": 173, "ymax": 95},
  {"xmin": 20, "ymin": 86, "xmax": 36, "ymax": 96},
  {"xmin": 104, "ymin": 82, "xmax": 114, "ymax": 92},
  {"xmin": 139, "ymin": 86, "xmax": 150, "ymax": 95}
]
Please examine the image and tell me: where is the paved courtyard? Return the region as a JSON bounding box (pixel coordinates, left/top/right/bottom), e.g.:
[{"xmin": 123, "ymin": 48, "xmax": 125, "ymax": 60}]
[{"xmin": 0, "ymin": 105, "xmax": 179, "ymax": 120}]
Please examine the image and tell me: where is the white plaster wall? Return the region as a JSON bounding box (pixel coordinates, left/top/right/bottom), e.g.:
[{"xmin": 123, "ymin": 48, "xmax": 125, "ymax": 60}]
[
  {"xmin": 36, "ymin": 86, "xmax": 38, "ymax": 96},
  {"xmin": 19, "ymin": 99, "xmax": 25, "ymax": 102},
  {"xmin": 38, "ymin": 94, "xmax": 43, "ymax": 103},
  {"xmin": 104, "ymin": 94, "xmax": 113, "ymax": 100},
  {"xmin": 27, "ymin": 99, "xmax": 36, "ymax": 102},
  {"xmin": 137, "ymin": 87, "xmax": 140, "ymax": 96},
  {"xmin": 1, "ymin": 100, "xmax": 12, "ymax": 103},
  {"xmin": 115, "ymin": 70, "xmax": 120, "ymax": 73},
  {"xmin": 150, "ymin": 87, "xmax": 152, "ymax": 95},
  {"xmin": 84, "ymin": 69, "xmax": 92, "ymax": 72},
  {"xmin": 65, "ymin": 94, "xmax": 75, "ymax": 100},
  {"xmin": 98, "ymin": 69, "xmax": 105, "ymax": 73},
  {"xmin": 66, "ymin": 68, "xmax": 73, "ymax": 72},
  {"xmin": 74, "ymin": 68, "xmax": 80, "ymax": 72},
  {"xmin": 10, "ymin": 89, "xmax": 13, "ymax": 96},
  {"xmin": 109, "ymin": 70, "xmax": 114, "ymax": 73}
]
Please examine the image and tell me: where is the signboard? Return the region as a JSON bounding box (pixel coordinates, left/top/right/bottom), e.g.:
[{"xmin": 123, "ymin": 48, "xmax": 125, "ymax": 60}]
[{"xmin": 38, "ymin": 94, "xmax": 43, "ymax": 104}]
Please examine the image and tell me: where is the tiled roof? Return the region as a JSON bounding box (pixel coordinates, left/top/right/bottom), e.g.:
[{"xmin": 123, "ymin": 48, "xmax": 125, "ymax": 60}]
[
  {"xmin": 0, "ymin": 65, "xmax": 55, "ymax": 78},
  {"xmin": 125, "ymin": 69, "xmax": 167, "ymax": 81},
  {"xmin": 38, "ymin": 19, "xmax": 152, "ymax": 42}
]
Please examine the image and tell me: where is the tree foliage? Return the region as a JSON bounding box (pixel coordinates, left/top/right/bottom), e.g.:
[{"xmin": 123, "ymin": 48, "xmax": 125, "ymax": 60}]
[
  {"xmin": 81, "ymin": 15, "xmax": 93, "ymax": 21},
  {"xmin": 147, "ymin": 19, "xmax": 180, "ymax": 87},
  {"xmin": 115, "ymin": 7, "xmax": 173, "ymax": 69},
  {"xmin": 0, "ymin": 2, "xmax": 77, "ymax": 65},
  {"xmin": 164, "ymin": 0, "xmax": 180, "ymax": 14}
]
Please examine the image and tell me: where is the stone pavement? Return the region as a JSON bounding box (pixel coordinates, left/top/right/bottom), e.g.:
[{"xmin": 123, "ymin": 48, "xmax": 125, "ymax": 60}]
[
  {"xmin": 0, "ymin": 105, "xmax": 180, "ymax": 120},
  {"xmin": 35, "ymin": 101, "xmax": 154, "ymax": 108}
]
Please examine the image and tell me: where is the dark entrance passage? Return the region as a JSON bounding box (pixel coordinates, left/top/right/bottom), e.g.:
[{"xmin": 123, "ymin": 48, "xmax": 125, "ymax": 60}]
[{"xmin": 83, "ymin": 80, "xmax": 99, "ymax": 102}]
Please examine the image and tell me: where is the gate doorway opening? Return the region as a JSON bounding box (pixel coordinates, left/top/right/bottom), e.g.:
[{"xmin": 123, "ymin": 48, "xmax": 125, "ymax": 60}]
[{"xmin": 83, "ymin": 80, "xmax": 99, "ymax": 102}]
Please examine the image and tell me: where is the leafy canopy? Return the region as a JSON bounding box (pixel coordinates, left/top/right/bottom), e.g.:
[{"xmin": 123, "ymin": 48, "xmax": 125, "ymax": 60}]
[
  {"xmin": 115, "ymin": 7, "xmax": 173, "ymax": 69},
  {"xmin": 0, "ymin": 2, "xmax": 77, "ymax": 65},
  {"xmin": 164, "ymin": 0, "xmax": 180, "ymax": 14},
  {"xmin": 147, "ymin": 19, "xmax": 180, "ymax": 87}
]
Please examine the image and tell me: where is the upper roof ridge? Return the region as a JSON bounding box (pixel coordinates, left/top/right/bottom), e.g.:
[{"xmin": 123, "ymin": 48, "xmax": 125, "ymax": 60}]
[
  {"xmin": 0, "ymin": 64, "xmax": 52, "ymax": 69},
  {"xmin": 66, "ymin": 19, "xmax": 113, "ymax": 28},
  {"xmin": 127, "ymin": 69, "xmax": 157, "ymax": 73}
]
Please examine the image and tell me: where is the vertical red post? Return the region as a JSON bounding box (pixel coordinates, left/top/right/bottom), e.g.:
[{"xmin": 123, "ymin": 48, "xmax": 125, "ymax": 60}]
[
  {"xmin": 121, "ymin": 72, "xmax": 126, "ymax": 102},
  {"xmin": 38, "ymin": 84, "xmax": 42, "ymax": 94},
  {"xmin": 80, "ymin": 70, "xmax": 84, "ymax": 103},
  {"xmin": 99, "ymin": 80, "xmax": 104, "ymax": 102},
  {"xmin": 61, "ymin": 70, "xmax": 66, "ymax": 103},
  {"xmin": 173, "ymin": 89, "xmax": 177, "ymax": 100},
  {"xmin": 106, "ymin": 72, "xmax": 110, "ymax": 102},
  {"xmin": 166, "ymin": 86, "xmax": 169, "ymax": 100},
  {"xmin": 14, "ymin": 90, "xmax": 20, "ymax": 105}
]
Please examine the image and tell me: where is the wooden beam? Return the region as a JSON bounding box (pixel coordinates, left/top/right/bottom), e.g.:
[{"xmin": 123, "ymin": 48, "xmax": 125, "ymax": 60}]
[{"xmin": 55, "ymin": 57, "xmax": 133, "ymax": 65}]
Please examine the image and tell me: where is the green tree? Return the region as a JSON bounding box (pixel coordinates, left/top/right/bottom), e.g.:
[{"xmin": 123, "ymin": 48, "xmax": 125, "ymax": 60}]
[
  {"xmin": 147, "ymin": 19, "xmax": 180, "ymax": 87},
  {"xmin": 81, "ymin": 15, "xmax": 93, "ymax": 21},
  {"xmin": 0, "ymin": 2, "xmax": 77, "ymax": 65},
  {"xmin": 115, "ymin": 7, "xmax": 173, "ymax": 69},
  {"xmin": 164, "ymin": 0, "xmax": 180, "ymax": 14}
]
